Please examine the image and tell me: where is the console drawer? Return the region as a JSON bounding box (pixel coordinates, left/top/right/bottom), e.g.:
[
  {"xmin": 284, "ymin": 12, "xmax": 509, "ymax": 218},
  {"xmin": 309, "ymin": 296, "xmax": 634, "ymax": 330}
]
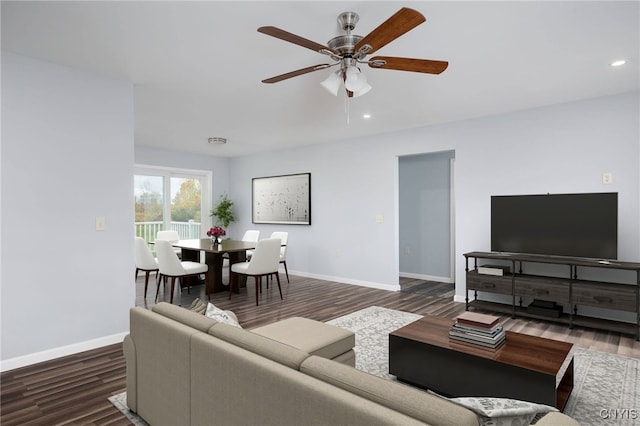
[
  {"xmin": 515, "ymin": 276, "xmax": 570, "ymax": 303},
  {"xmin": 467, "ymin": 272, "xmax": 512, "ymax": 295},
  {"xmin": 572, "ymin": 281, "xmax": 637, "ymax": 311}
]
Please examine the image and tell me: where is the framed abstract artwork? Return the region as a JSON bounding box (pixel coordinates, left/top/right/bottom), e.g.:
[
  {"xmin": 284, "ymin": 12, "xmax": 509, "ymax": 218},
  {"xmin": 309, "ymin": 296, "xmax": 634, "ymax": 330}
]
[{"xmin": 252, "ymin": 173, "xmax": 311, "ymax": 225}]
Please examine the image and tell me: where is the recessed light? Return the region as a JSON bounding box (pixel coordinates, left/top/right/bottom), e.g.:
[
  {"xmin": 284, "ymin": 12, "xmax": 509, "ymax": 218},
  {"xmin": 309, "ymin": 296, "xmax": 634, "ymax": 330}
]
[
  {"xmin": 610, "ymin": 59, "xmax": 626, "ymax": 67},
  {"xmin": 208, "ymin": 137, "xmax": 227, "ymax": 145},
  {"xmin": 363, "ymin": 114, "xmax": 371, "ymax": 119}
]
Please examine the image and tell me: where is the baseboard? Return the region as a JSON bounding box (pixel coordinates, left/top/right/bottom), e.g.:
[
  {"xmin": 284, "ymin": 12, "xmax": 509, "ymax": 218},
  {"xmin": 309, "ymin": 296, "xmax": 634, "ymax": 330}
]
[
  {"xmin": 290, "ymin": 270, "xmax": 401, "ymax": 291},
  {"xmin": 453, "ymin": 294, "xmax": 467, "ymax": 303},
  {"xmin": 0, "ymin": 331, "xmax": 129, "ymax": 372},
  {"xmin": 399, "ymin": 272, "xmax": 454, "ymax": 284}
]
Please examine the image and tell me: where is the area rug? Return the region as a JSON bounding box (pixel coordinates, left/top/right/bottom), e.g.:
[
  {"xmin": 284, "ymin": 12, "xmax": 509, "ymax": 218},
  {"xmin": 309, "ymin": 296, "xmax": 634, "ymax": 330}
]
[
  {"xmin": 110, "ymin": 306, "xmax": 639, "ymax": 425},
  {"xmin": 327, "ymin": 306, "xmax": 640, "ymax": 426}
]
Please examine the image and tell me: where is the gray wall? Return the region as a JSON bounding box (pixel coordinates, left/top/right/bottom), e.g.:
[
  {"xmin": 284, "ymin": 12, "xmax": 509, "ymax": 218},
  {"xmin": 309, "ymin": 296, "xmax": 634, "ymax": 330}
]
[
  {"xmin": 399, "ymin": 151, "xmax": 455, "ymax": 282},
  {"xmin": 1, "ymin": 53, "xmax": 134, "ymax": 366}
]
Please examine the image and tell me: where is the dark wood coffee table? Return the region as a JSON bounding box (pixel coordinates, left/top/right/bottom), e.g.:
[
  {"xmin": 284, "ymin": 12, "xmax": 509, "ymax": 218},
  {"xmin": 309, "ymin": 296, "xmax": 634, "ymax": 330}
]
[{"xmin": 389, "ymin": 315, "xmax": 574, "ymax": 410}]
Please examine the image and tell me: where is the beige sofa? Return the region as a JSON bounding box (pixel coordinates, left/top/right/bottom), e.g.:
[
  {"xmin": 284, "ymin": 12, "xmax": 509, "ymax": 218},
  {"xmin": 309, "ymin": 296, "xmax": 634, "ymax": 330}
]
[{"xmin": 123, "ymin": 303, "xmax": 578, "ymax": 426}]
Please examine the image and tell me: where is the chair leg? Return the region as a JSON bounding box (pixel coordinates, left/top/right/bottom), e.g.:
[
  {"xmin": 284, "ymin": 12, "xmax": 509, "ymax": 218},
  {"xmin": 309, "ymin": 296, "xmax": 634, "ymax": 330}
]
[
  {"xmin": 228, "ymin": 273, "xmax": 235, "ymax": 300},
  {"xmin": 255, "ymin": 276, "xmax": 260, "ymax": 306},
  {"xmin": 144, "ymin": 271, "xmax": 150, "ymax": 298},
  {"xmin": 282, "ymin": 261, "xmax": 290, "ymax": 283},
  {"xmin": 135, "ymin": 268, "xmax": 139, "ymax": 281},
  {"xmin": 155, "ymin": 274, "xmax": 163, "ymax": 301},
  {"xmin": 275, "ymin": 272, "xmax": 283, "ymax": 300},
  {"xmin": 170, "ymin": 277, "xmax": 176, "ymax": 304}
]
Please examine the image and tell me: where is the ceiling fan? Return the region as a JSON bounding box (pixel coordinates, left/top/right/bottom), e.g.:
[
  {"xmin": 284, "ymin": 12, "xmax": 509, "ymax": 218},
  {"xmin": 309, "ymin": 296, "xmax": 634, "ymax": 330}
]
[{"xmin": 258, "ymin": 7, "xmax": 448, "ymax": 98}]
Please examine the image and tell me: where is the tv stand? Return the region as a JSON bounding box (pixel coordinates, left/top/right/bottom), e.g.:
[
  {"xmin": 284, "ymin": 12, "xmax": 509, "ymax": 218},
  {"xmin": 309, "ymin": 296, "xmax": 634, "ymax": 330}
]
[{"xmin": 463, "ymin": 251, "xmax": 640, "ymax": 340}]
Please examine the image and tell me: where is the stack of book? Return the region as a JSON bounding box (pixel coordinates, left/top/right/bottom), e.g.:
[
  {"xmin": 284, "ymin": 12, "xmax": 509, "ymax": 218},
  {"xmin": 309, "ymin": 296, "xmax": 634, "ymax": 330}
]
[{"xmin": 449, "ymin": 311, "xmax": 506, "ymax": 349}]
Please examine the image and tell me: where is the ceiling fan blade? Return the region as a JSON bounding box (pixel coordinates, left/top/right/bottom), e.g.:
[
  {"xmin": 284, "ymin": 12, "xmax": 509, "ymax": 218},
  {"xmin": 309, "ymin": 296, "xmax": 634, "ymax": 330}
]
[
  {"xmin": 355, "ymin": 8, "xmax": 426, "ymax": 55},
  {"xmin": 258, "ymin": 26, "xmax": 338, "ymax": 55},
  {"xmin": 369, "ymin": 56, "xmax": 448, "ymax": 74},
  {"xmin": 262, "ymin": 64, "xmax": 332, "ymax": 84}
]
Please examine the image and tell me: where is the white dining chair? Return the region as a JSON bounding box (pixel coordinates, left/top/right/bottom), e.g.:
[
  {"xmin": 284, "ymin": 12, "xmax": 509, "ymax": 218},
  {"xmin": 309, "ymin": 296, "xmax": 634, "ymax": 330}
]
[
  {"xmin": 242, "ymin": 230, "xmax": 261, "ymax": 261},
  {"xmin": 134, "ymin": 237, "xmax": 159, "ymax": 298},
  {"xmin": 229, "ymin": 238, "xmax": 282, "ymax": 306},
  {"xmin": 156, "ymin": 230, "xmax": 182, "ymax": 258},
  {"xmin": 155, "ymin": 240, "xmax": 208, "ymax": 304},
  {"xmin": 270, "ymin": 231, "xmax": 289, "ymax": 283}
]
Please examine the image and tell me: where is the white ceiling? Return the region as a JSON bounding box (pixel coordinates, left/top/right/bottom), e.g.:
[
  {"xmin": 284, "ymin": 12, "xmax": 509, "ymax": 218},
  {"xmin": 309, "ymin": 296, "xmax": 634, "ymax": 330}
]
[{"xmin": 2, "ymin": 1, "xmax": 638, "ymax": 157}]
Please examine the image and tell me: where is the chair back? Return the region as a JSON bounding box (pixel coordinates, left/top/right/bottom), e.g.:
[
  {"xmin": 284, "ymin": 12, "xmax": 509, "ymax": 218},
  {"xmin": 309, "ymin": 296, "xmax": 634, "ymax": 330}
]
[
  {"xmin": 156, "ymin": 230, "xmax": 180, "ymax": 242},
  {"xmin": 155, "ymin": 240, "xmax": 185, "ymax": 276},
  {"xmin": 242, "ymin": 230, "xmax": 260, "ymax": 242},
  {"xmin": 270, "ymin": 231, "xmax": 288, "ymax": 260},
  {"xmin": 246, "ymin": 238, "xmax": 281, "ymax": 275},
  {"xmin": 135, "ymin": 237, "xmax": 158, "ymax": 270}
]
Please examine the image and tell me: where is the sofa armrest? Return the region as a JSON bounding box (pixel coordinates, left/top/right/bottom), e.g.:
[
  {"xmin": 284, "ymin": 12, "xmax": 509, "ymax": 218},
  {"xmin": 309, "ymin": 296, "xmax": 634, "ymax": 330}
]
[{"xmin": 123, "ymin": 334, "xmax": 136, "ymax": 412}]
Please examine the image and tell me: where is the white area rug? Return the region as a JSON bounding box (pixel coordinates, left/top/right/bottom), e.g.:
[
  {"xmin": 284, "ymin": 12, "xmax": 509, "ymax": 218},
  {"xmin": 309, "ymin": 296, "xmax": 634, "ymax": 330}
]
[{"xmin": 111, "ymin": 306, "xmax": 639, "ymax": 425}]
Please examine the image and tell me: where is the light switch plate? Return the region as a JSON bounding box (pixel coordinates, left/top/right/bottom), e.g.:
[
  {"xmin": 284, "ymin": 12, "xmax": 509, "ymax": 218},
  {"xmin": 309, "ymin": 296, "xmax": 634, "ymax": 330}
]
[{"xmin": 95, "ymin": 216, "xmax": 106, "ymax": 231}]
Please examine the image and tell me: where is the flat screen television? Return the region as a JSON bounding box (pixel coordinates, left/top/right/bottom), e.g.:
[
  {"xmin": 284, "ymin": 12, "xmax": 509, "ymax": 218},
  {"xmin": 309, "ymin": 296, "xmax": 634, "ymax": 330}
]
[{"xmin": 491, "ymin": 192, "xmax": 618, "ymax": 259}]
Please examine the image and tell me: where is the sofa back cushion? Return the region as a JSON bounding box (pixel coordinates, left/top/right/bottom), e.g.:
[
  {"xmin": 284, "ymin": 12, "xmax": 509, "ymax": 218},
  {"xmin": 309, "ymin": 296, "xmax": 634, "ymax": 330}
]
[
  {"xmin": 189, "ymin": 333, "xmax": 426, "ymax": 426},
  {"xmin": 208, "ymin": 322, "xmax": 309, "ymax": 370},
  {"xmin": 300, "ymin": 355, "xmax": 479, "ymax": 426},
  {"xmin": 152, "ymin": 302, "xmax": 218, "ymax": 332}
]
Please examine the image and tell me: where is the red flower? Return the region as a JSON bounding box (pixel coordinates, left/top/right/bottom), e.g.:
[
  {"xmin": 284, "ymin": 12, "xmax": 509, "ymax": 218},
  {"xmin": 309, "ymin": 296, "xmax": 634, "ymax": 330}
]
[{"xmin": 207, "ymin": 226, "xmax": 226, "ymax": 237}]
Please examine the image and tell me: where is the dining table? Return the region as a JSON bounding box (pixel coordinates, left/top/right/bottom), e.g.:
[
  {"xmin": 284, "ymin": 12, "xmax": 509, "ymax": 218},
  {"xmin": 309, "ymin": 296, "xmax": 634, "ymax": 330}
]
[{"xmin": 172, "ymin": 238, "xmax": 257, "ymax": 296}]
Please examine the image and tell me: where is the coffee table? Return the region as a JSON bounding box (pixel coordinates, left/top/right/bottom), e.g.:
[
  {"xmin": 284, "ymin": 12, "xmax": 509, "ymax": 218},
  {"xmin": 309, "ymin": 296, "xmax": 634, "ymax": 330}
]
[{"xmin": 389, "ymin": 315, "xmax": 574, "ymax": 410}]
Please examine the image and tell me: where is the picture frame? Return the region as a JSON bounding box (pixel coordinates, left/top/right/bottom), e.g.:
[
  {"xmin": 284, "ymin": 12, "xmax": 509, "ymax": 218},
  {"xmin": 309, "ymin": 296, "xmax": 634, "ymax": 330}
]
[{"xmin": 252, "ymin": 173, "xmax": 311, "ymax": 225}]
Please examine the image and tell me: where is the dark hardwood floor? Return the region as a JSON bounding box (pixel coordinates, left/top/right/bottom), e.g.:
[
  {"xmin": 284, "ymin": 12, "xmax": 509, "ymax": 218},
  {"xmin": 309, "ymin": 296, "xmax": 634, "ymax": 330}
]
[{"xmin": 2, "ymin": 272, "xmax": 639, "ymax": 425}]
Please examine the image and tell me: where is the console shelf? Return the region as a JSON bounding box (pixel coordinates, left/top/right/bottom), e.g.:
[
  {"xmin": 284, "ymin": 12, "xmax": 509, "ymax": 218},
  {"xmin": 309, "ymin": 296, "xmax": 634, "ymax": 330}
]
[{"xmin": 464, "ymin": 252, "xmax": 640, "ymax": 340}]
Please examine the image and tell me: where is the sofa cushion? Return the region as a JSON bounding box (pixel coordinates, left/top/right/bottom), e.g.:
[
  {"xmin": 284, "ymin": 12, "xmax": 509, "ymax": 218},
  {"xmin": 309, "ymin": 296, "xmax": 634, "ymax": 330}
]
[
  {"xmin": 205, "ymin": 302, "xmax": 241, "ymax": 327},
  {"xmin": 251, "ymin": 317, "xmax": 355, "ymax": 360},
  {"xmin": 189, "ymin": 297, "xmax": 207, "ymax": 315},
  {"xmin": 152, "ymin": 302, "xmax": 219, "ymax": 332},
  {"xmin": 190, "ymin": 333, "xmax": 427, "ymax": 426},
  {"xmin": 208, "ymin": 322, "xmax": 309, "ymax": 370},
  {"xmin": 300, "ymin": 355, "xmax": 479, "ymax": 426},
  {"xmin": 448, "ymin": 396, "xmax": 557, "ymax": 426}
]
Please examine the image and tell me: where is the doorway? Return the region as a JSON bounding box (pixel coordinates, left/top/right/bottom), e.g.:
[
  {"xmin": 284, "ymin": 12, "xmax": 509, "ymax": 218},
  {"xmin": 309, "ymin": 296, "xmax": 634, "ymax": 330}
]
[{"xmin": 398, "ymin": 151, "xmax": 455, "ymax": 284}]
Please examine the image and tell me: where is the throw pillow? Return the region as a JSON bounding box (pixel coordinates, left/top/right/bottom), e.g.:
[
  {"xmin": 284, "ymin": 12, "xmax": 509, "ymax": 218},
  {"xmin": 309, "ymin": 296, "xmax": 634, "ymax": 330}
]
[
  {"xmin": 449, "ymin": 397, "xmax": 558, "ymax": 426},
  {"xmin": 205, "ymin": 302, "xmax": 242, "ymax": 328},
  {"xmin": 189, "ymin": 298, "xmax": 207, "ymax": 315}
]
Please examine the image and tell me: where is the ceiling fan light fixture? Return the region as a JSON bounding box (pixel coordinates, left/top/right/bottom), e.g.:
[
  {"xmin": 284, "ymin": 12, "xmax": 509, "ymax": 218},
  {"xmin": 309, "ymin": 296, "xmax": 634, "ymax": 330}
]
[
  {"xmin": 344, "ymin": 65, "xmax": 364, "ymax": 92},
  {"xmin": 352, "ymin": 81, "xmax": 372, "ymax": 98},
  {"xmin": 321, "ymin": 71, "xmax": 342, "ymax": 96}
]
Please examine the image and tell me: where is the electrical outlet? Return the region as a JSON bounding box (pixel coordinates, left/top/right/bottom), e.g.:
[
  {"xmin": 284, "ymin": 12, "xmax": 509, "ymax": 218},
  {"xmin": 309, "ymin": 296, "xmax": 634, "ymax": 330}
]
[
  {"xmin": 375, "ymin": 214, "xmax": 384, "ymax": 224},
  {"xmin": 405, "ymin": 246, "xmax": 411, "ymax": 255},
  {"xmin": 602, "ymin": 172, "xmax": 613, "ymax": 185}
]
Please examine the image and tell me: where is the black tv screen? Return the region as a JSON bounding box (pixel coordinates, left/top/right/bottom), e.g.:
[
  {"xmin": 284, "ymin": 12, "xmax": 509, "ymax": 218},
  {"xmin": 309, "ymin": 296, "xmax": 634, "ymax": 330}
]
[{"xmin": 491, "ymin": 192, "xmax": 618, "ymax": 259}]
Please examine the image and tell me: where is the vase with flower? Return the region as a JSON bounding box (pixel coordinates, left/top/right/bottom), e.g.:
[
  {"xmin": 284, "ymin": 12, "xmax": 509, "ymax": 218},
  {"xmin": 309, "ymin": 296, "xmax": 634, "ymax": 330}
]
[{"xmin": 206, "ymin": 226, "xmax": 226, "ymax": 245}]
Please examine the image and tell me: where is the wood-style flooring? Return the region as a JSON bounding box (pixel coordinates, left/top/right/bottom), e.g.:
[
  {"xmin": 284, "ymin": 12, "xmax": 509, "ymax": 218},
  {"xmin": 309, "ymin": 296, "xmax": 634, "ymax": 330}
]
[{"xmin": 2, "ymin": 272, "xmax": 639, "ymax": 425}]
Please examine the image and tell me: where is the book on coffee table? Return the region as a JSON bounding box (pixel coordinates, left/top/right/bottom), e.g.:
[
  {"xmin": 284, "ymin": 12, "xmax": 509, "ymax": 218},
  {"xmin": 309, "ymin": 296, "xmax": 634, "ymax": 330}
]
[
  {"xmin": 450, "ymin": 312, "xmax": 505, "ymax": 348},
  {"xmin": 455, "ymin": 311, "xmax": 500, "ymax": 329}
]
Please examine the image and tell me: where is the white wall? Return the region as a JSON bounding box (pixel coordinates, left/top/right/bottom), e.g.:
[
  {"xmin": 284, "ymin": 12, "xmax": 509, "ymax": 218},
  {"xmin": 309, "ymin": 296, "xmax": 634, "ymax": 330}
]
[
  {"xmin": 229, "ymin": 92, "xmax": 640, "ymax": 300},
  {"xmin": 1, "ymin": 53, "xmax": 134, "ymax": 369}
]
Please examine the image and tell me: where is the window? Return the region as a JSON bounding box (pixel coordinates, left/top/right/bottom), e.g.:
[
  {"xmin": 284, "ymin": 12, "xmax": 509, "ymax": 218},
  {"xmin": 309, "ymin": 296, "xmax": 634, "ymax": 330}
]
[{"xmin": 134, "ymin": 165, "xmax": 212, "ymax": 242}]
